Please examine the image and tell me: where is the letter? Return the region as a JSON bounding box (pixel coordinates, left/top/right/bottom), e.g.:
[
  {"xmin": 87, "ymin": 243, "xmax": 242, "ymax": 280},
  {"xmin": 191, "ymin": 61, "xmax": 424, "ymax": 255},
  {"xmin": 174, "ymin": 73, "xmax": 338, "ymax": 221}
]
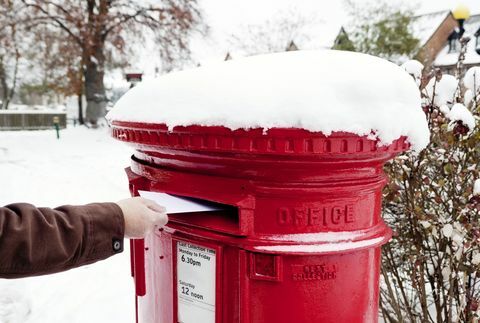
[
  {"xmin": 308, "ymin": 208, "xmax": 321, "ymax": 226},
  {"xmin": 315, "ymin": 265, "xmax": 325, "ymax": 273},
  {"xmin": 277, "ymin": 207, "xmax": 290, "ymax": 225},
  {"xmin": 331, "ymin": 206, "xmax": 344, "ymax": 225},
  {"xmin": 345, "ymin": 204, "xmax": 355, "ymax": 223},
  {"xmin": 294, "ymin": 208, "xmax": 306, "ymax": 226},
  {"xmin": 322, "ymin": 207, "xmax": 328, "ymax": 225}
]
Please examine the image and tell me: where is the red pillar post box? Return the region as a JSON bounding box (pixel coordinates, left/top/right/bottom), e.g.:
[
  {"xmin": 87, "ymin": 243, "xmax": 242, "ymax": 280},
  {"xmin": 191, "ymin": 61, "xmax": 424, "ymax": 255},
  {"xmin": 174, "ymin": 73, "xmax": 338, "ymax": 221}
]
[{"xmin": 111, "ymin": 123, "xmax": 409, "ymax": 323}]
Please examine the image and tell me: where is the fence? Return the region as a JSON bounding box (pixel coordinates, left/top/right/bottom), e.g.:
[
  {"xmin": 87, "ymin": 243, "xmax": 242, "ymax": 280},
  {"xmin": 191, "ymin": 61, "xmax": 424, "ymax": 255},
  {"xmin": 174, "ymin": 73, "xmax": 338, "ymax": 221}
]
[{"xmin": 0, "ymin": 111, "xmax": 67, "ymax": 131}]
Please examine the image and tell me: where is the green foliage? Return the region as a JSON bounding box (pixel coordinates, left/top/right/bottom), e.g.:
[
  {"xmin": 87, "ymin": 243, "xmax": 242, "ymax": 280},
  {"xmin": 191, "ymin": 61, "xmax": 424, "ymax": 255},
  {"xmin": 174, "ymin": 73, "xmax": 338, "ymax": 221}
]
[{"xmin": 343, "ymin": 1, "xmax": 419, "ymax": 61}]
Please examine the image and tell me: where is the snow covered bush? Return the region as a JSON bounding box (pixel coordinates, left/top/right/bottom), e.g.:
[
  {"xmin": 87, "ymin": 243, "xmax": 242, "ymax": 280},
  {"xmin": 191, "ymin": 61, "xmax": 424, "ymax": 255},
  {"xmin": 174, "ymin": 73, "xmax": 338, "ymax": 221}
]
[{"xmin": 381, "ymin": 40, "xmax": 480, "ymax": 322}]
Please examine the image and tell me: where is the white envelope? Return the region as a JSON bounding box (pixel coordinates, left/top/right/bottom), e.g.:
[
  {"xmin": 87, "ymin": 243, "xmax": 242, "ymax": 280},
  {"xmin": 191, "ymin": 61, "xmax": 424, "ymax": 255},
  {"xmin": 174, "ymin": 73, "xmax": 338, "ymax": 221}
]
[{"xmin": 138, "ymin": 190, "xmax": 225, "ymax": 214}]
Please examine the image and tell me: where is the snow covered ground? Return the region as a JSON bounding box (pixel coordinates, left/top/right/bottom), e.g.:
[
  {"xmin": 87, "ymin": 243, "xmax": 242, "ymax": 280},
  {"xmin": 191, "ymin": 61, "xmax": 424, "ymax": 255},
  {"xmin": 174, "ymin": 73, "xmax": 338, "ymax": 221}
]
[{"xmin": 0, "ymin": 127, "xmax": 136, "ymax": 323}]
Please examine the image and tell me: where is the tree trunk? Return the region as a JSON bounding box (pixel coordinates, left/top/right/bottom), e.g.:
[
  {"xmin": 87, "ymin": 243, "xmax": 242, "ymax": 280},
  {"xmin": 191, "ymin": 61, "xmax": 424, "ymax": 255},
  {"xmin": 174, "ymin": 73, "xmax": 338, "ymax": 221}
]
[
  {"xmin": 84, "ymin": 46, "xmax": 107, "ymax": 127},
  {"xmin": 77, "ymin": 93, "xmax": 84, "ymax": 125},
  {"xmin": 0, "ymin": 51, "xmax": 19, "ymax": 110},
  {"xmin": 0, "ymin": 57, "xmax": 8, "ymax": 110}
]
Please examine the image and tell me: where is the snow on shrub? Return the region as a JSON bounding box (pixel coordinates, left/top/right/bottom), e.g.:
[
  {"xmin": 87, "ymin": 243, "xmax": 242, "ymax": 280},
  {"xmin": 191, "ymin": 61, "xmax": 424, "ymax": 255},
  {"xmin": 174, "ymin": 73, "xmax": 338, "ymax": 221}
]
[
  {"xmin": 381, "ymin": 37, "xmax": 480, "ymax": 322},
  {"xmin": 401, "ymin": 59, "xmax": 424, "ymax": 86},
  {"xmin": 447, "ymin": 103, "xmax": 475, "ymax": 133},
  {"xmin": 424, "ymin": 74, "xmax": 458, "ymax": 107},
  {"xmin": 474, "ymin": 179, "xmax": 480, "ymax": 196},
  {"xmin": 441, "ymin": 223, "xmax": 454, "ymax": 238},
  {"xmin": 464, "ymin": 66, "xmax": 480, "ymax": 92},
  {"xmin": 464, "ymin": 89, "xmax": 474, "ymax": 106}
]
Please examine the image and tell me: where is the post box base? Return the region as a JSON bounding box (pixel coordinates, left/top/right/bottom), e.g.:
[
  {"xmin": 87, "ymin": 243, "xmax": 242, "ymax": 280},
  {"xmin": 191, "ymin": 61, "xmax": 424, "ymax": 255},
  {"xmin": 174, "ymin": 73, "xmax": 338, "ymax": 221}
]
[{"xmin": 135, "ymin": 228, "xmax": 384, "ymax": 323}]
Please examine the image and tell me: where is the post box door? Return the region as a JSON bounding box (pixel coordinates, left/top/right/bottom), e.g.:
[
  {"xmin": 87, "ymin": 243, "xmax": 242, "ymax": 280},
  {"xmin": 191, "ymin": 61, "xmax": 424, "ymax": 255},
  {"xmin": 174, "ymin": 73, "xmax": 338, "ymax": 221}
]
[{"xmin": 173, "ymin": 238, "xmax": 223, "ymax": 323}]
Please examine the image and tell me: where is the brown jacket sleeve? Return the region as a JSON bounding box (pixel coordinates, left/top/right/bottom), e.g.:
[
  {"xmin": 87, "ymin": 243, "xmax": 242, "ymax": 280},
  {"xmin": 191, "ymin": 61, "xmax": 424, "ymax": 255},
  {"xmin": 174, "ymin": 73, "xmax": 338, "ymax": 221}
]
[{"xmin": 0, "ymin": 202, "xmax": 125, "ymax": 278}]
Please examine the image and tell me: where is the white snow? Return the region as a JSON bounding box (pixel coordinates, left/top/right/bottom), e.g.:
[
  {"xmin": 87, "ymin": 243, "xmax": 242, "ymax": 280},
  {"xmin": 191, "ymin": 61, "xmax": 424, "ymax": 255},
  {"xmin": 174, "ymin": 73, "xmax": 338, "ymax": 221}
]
[
  {"xmin": 464, "ymin": 66, "xmax": 480, "ymax": 91},
  {"xmin": 474, "ymin": 179, "xmax": 480, "ymax": 195},
  {"xmin": 402, "ymin": 60, "xmax": 423, "ymax": 80},
  {"xmin": 425, "ymin": 74, "xmax": 458, "ymax": 106},
  {"xmin": 0, "ymin": 127, "xmax": 135, "ymax": 323},
  {"xmin": 420, "ymin": 220, "xmax": 432, "ymax": 229},
  {"xmin": 442, "ymin": 223, "xmax": 454, "ymax": 238},
  {"xmin": 464, "ymin": 89, "xmax": 474, "ymax": 106},
  {"xmin": 269, "ymin": 230, "xmax": 368, "ymax": 243},
  {"xmin": 447, "ymin": 103, "xmax": 476, "ymax": 131},
  {"xmin": 0, "ymin": 284, "xmax": 31, "ymax": 323},
  {"xmin": 441, "ymin": 266, "xmax": 451, "ymax": 280},
  {"xmin": 451, "ymin": 229, "xmax": 465, "ymax": 246},
  {"xmin": 401, "ymin": 59, "xmax": 424, "ymax": 86},
  {"xmin": 253, "ymin": 236, "xmax": 385, "ymax": 253},
  {"xmin": 472, "ymin": 252, "xmax": 480, "ymax": 265},
  {"xmin": 108, "ymin": 50, "xmax": 430, "ymax": 151},
  {"xmin": 439, "ymin": 104, "xmax": 450, "ymax": 115},
  {"xmin": 90, "ymin": 56, "xmax": 99, "ymax": 65},
  {"xmin": 435, "ymin": 14, "xmax": 480, "ymax": 67}
]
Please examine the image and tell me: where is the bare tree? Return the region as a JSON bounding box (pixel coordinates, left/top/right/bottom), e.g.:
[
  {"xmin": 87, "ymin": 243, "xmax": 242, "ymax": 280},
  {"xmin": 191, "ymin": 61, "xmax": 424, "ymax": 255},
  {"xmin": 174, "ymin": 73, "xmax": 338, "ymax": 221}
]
[
  {"xmin": 22, "ymin": 0, "xmax": 205, "ymax": 126},
  {"xmin": 28, "ymin": 25, "xmax": 86, "ymax": 122},
  {"xmin": 0, "ymin": 0, "xmax": 23, "ymax": 109},
  {"xmin": 228, "ymin": 8, "xmax": 322, "ymax": 56}
]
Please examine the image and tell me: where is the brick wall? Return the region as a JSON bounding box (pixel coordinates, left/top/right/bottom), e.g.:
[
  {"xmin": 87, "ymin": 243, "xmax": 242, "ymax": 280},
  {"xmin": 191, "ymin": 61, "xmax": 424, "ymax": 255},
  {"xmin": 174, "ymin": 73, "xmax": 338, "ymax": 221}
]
[{"xmin": 417, "ymin": 13, "xmax": 458, "ymax": 68}]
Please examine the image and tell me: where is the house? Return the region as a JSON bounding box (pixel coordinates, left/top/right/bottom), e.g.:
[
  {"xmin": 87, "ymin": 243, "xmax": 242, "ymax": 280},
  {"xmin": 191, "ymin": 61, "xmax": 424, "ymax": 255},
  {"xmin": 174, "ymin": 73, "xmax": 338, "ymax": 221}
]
[
  {"xmin": 285, "ymin": 40, "xmax": 299, "ymax": 51},
  {"xmin": 218, "ymin": 6, "xmax": 480, "ymax": 76},
  {"xmin": 332, "ymin": 10, "xmax": 458, "ymax": 68},
  {"xmin": 434, "ymin": 13, "xmax": 480, "ymax": 74},
  {"xmin": 331, "ymin": 6, "xmax": 480, "ymax": 73},
  {"xmin": 411, "ymin": 10, "xmax": 458, "ymax": 68}
]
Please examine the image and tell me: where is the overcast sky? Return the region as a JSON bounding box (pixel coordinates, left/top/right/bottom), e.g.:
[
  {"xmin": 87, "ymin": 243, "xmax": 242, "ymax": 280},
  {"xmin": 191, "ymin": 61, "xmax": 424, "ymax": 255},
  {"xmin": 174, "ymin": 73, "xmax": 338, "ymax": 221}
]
[
  {"xmin": 201, "ymin": 0, "xmax": 480, "ymax": 28},
  {"xmin": 191, "ymin": 0, "xmax": 480, "ymax": 63},
  {"xmin": 133, "ymin": 1, "xmax": 480, "ymax": 76}
]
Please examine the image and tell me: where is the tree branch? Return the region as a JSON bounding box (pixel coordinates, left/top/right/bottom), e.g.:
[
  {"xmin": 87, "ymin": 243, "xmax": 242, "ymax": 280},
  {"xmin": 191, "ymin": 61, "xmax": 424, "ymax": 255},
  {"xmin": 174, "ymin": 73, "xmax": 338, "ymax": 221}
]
[
  {"xmin": 21, "ymin": 0, "xmax": 82, "ymax": 46},
  {"xmin": 102, "ymin": 9, "xmax": 148, "ymax": 37}
]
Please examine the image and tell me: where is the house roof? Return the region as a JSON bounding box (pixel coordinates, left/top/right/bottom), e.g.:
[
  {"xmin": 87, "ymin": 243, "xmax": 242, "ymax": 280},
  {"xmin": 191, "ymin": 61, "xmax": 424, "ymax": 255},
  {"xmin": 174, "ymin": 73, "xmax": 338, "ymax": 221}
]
[
  {"xmin": 411, "ymin": 10, "xmax": 451, "ymax": 47},
  {"xmin": 435, "ymin": 13, "xmax": 480, "ymax": 67}
]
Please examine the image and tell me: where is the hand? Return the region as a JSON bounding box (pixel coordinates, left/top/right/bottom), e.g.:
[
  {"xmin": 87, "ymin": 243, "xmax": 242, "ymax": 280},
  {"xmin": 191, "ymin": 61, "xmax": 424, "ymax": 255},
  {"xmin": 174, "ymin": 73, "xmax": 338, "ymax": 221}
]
[{"xmin": 116, "ymin": 197, "xmax": 168, "ymax": 238}]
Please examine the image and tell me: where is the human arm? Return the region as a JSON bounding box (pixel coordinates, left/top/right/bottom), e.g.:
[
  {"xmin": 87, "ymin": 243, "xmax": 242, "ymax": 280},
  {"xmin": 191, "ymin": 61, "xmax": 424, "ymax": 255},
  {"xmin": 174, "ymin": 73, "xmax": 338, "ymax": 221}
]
[
  {"xmin": 0, "ymin": 202, "xmax": 124, "ymax": 278},
  {"xmin": 0, "ymin": 198, "xmax": 167, "ymax": 278}
]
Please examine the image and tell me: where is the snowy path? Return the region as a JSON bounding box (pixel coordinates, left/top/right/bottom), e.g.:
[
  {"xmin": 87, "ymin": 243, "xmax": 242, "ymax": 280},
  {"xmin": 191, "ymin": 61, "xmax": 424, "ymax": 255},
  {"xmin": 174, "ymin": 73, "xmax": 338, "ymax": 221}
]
[{"xmin": 0, "ymin": 127, "xmax": 136, "ymax": 323}]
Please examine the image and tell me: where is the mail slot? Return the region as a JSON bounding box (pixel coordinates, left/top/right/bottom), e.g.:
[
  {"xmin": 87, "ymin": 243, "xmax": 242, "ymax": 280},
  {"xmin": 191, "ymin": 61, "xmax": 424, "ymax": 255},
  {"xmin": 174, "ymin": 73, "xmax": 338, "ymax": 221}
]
[{"xmin": 112, "ymin": 124, "xmax": 409, "ymax": 323}]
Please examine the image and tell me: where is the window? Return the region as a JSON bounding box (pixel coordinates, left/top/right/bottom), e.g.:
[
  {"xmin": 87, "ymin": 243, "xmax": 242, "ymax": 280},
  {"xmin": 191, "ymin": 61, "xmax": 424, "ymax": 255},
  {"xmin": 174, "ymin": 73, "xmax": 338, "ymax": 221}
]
[
  {"xmin": 475, "ymin": 29, "xmax": 480, "ymax": 55},
  {"xmin": 448, "ymin": 30, "xmax": 461, "ymax": 53}
]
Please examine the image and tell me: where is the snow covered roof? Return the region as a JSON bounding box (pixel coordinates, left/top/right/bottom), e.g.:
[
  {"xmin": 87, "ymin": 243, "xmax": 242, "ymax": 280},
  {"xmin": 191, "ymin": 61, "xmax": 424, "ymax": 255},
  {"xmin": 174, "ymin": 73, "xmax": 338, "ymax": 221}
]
[
  {"xmin": 411, "ymin": 11, "xmax": 451, "ymax": 47},
  {"xmin": 107, "ymin": 50, "xmax": 429, "ymax": 151},
  {"xmin": 435, "ymin": 14, "xmax": 480, "ymax": 67}
]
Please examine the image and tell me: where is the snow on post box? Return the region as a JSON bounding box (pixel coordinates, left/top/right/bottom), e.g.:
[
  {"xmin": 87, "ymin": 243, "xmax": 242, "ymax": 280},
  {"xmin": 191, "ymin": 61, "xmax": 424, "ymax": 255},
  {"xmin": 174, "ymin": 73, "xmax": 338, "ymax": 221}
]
[{"xmin": 108, "ymin": 50, "xmax": 429, "ymax": 323}]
